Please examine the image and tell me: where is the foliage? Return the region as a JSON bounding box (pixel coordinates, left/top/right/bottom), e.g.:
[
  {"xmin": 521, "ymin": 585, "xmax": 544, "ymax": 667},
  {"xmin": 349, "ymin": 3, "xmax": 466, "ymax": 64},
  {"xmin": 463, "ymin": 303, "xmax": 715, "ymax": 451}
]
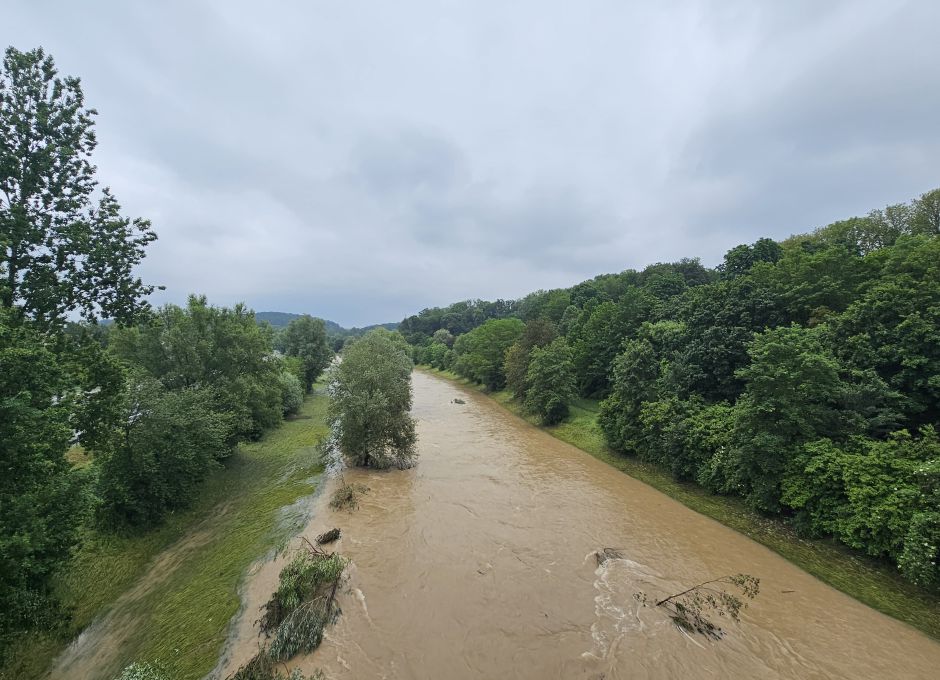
[
  {"xmin": 230, "ymin": 542, "xmax": 347, "ymax": 677},
  {"xmin": 783, "ymin": 429, "xmax": 940, "ymax": 587},
  {"xmin": 452, "ymin": 317, "xmax": 524, "ymax": 390},
  {"xmin": 0, "ymin": 312, "xmax": 88, "ymax": 655},
  {"xmin": 1, "ymin": 46, "xmax": 162, "ymax": 655},
  {"xmin": 399, "ymin": 298, "xmax": 516, "ymax": 345},
  {"xmin": 259, "ymin": 545, "xmax": 346, "ymax": 634},
  {"xmin": 0, "ymin": 47, "xmax": 157, "ymax": 328},
  {"xmin": 95, "ymin": 378, "xmax": 232, "ymax": 527},
  {"xmin": 635, "ymin": 574, "xmax": 760, "ymax": 639},
  {"xmin": 110, "ymin": 295, "xmax": 284, "ymax": 443},
  {"xmin": 729, "ymin": 325, "xmax": 900, "ymax": 511},
  {"xmin": 277, "ymin": 315, "xmax": 332, "ymax": 392},
  {"xmin": 570, "ymin": 288, "xmax": 657, "ymax": 397},
  {"xmin": 329, "ymin": 330, "xmax": 417, "ymax": 468},
  {"xmin": 329, "ymin": 482, "xmax": 369, "ymax": 511},
  {"xmin": 278, "ymin": 370, "xmax": 304, "ymax": 416},
  {"xmin": 503, "ymin": 318, "xmax": 557, "ymax": 400},
  {"xmin": 524, "ymin": 338, "xmax": 576, "ymax": 424}
]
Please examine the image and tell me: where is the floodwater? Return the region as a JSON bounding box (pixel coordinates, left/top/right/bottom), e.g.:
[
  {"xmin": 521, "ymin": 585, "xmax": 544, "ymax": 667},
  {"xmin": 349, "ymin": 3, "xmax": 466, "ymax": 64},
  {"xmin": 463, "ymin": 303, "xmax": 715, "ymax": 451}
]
[{"xmin": 217, "ymin": 370, "xmax": 940, "ymax": 680}]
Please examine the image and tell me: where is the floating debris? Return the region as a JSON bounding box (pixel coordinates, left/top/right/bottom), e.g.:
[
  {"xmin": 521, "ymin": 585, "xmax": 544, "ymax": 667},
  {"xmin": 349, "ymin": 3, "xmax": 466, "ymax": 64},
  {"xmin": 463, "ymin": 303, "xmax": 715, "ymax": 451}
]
[{"xmin": 316, "ymin": 527, "xmax": 341, "ymax": 544}]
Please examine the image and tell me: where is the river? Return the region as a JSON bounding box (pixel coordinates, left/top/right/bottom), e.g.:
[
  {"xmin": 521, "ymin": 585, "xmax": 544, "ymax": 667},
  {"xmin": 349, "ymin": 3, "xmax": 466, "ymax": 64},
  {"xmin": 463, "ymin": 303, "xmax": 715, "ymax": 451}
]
[{"xmin": 216, "ymin": 370, "xmax": 940, "ymax": 679}]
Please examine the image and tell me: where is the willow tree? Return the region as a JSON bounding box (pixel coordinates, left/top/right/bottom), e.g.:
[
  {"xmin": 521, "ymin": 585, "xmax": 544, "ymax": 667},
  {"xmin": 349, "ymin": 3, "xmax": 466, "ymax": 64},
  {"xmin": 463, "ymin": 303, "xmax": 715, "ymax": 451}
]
[{"xmin": 329, "ymin": 330, "xmax": 417, "ymax": 469}]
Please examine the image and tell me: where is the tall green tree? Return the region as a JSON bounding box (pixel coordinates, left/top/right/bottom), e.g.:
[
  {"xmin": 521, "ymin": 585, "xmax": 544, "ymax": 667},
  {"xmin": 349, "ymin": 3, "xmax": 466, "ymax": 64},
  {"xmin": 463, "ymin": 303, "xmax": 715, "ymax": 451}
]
[
  {"xmin": 109, "ymin": 296, "xmax": 283, "ymax": 443},
  {"xmin": 278, "ymin": 315, "xmax": 332, "ymax": 392},
  {"xmin": 452, "ymin": 318, "xmax": 524, "ymax": 390},
  {"xmin": 0, "ymin": 312, "xmax": 88, "ymax": 650},
  {"xmin": 96, "ymin": 377, "xmax": 232, "ymax": 527},
  {"xmin": 1, "ymin": 47, "xmax": 159, "ymax": 655},
  {"xmin": 329, "ymin": 330, "xmax": 417, "ymax": 469},
  {"xmin": 0, "ymin": 47, "xmax": 157, "ymax": 327},
  {"xmin": 504, "ymin": 318, "xmax": 557, "ymax": 400},
  {"xmin": 524, "ymin": 337, "xmax": 576, "ymax": 425},
  {"xmin": 728, "ymin": 325, "xmax": 899, "ymax": 511}
]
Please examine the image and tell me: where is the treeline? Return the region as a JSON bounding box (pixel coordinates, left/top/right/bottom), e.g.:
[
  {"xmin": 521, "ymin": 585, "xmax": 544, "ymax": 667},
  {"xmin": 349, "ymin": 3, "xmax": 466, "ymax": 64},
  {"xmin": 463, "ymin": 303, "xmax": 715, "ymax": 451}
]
[
  {"xmin": 0, "ymin": 47, "xmax": 332, "ymax": 658},
  {"xmin": 406, "ymin": 187, "xmax": 940, "ymax": 590}
]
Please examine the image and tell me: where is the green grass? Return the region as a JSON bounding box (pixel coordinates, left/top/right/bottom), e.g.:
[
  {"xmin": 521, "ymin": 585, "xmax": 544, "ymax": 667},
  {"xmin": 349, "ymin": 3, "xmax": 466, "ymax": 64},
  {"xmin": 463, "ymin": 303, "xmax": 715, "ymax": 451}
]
[
  {"xmin": 2, "ymin": 389, "xmax": 330, "ymax": 680},
  {"xmin": 420, "ymin": 367, "xmax": 940, "ymax": 640}
]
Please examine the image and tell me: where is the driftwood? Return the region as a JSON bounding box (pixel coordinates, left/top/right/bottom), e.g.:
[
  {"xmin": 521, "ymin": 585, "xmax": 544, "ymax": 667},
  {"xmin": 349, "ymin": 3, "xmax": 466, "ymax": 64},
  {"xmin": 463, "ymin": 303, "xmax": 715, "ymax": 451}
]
[{"xmin": 316, "ymin": 528, "xmax": 341, "ymax": 544}]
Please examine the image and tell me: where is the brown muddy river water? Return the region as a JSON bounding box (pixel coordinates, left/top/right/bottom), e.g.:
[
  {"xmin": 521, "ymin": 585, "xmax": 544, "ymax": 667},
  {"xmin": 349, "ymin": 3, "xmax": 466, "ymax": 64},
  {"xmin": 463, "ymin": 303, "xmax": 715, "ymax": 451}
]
[{"xmin": 215, "ymin": 370, "xmax": 940, "ymax": 680}]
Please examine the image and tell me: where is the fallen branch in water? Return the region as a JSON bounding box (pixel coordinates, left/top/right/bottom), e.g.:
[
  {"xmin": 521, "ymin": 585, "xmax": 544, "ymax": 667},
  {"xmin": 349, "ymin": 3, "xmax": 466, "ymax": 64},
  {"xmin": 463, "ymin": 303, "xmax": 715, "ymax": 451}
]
[
  {"xmin": 634, "ymin": 574, "xmax": 760, "ymax": 639},
  {"xmin": 227, "ymin": 540, "xmax": 346, "ymax": 680}
]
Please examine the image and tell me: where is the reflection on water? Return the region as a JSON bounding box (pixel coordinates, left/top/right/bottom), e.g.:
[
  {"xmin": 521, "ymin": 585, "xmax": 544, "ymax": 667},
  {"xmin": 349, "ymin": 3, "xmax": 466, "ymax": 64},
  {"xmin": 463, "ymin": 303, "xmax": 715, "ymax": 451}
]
[{"xmin": 220, "ymin": 370, "xmax": 939, "ymax": 680}]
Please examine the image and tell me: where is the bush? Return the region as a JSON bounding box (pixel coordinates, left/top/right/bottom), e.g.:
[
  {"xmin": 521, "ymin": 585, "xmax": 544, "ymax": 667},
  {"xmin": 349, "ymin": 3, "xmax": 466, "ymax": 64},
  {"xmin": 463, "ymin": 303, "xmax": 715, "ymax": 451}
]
[{"xmin": 279, "ymin": 370, "xmax": 304, "ymax": 416}]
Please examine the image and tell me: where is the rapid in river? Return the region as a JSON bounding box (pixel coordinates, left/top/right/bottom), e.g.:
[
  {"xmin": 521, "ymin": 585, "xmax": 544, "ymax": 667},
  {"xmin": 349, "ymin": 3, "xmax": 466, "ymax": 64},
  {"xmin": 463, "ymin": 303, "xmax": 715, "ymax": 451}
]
[{"xmin": 216, "ymin": 370, "xmax": 940, "ymax": 680}]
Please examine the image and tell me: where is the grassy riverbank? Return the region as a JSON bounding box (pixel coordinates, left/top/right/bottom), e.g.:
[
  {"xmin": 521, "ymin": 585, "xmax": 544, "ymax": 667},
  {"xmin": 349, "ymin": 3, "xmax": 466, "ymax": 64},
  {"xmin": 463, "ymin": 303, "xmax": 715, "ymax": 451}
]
[
  {"xmin": 419, "ymin": 367, "xmax": 940, "ymax": 640},
  {"xmin": 1, "ymin": 389, "xmax": 330, "ymax": 680}
]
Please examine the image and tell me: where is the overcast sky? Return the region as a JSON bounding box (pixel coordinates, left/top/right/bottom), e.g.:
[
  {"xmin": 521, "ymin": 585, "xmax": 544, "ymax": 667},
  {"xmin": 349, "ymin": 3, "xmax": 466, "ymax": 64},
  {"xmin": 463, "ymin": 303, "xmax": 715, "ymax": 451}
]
[{"xmin": 5, "ymin": 1, "xmax": 939, "ymax": 326}]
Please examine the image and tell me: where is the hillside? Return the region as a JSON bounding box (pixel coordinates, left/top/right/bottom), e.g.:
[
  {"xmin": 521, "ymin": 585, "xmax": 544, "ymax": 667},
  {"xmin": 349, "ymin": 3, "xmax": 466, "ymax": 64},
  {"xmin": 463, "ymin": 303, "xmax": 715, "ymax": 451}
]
[{"xmin": 255, "ymin": 311, "xmax": 398, "ymax": 335}]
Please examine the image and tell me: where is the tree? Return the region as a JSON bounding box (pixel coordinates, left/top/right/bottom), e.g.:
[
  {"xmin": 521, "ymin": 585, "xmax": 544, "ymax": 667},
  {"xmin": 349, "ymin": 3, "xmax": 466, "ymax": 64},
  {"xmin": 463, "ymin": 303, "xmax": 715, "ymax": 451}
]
[
  {"xmin": 524, "ymin": 338, "xmax": 576, "ymax": 424},
  {"xmin": 431, "ymin": 328, "xmax": 454, "ymax": 347},
  {"xmin": 329, "ymin": 330, "xmax": 417, "ymax": 469},
  {"xmin": 0, "ymin": 47, "xmax": 157, "ymax": 327},
  {"xmin": 452, "ymin": 318, "xmax": 524, "ymax": 390},
  {"xmin": 572, "ymin": 288, "xmax": 656, "ymax": 398},
  {"xmin": 503, "ymin": 318, "xmax": 557, "ymax": 399},
  {"xmin": 0, "ymin": 312, "xmax": 88, "ymax": 650},
  {"xmin": 96, "ymin": 378, "xmax": 231, "ymax": 527},
  {"xmin": 109, "ymin": 296, "xmax": 284, "ymax": 443},
  {"xmin": 1, "ymin": 47, "xmax": 160, "ymax": 655},
  {"xmin": 729, "ymin": 325, "xmax": 899, "ymax": 511},
  {"xmin": 278, "ymin": 315, "xmax": 332, "ymax": 392},
  {"xmin": 718, "ymin": 238, "xmax": 782, "ymax": 279},
  {"xmin": 911, "ymin": 188, "xmax": 940, "ymax": 235}
]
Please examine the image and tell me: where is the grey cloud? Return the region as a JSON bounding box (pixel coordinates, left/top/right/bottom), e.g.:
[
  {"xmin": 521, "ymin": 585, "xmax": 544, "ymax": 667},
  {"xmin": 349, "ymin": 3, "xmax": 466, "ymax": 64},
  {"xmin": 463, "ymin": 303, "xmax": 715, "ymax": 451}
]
[{"xmin": 4, "ymin": 0, "xmax": 938, "ymax": 326}]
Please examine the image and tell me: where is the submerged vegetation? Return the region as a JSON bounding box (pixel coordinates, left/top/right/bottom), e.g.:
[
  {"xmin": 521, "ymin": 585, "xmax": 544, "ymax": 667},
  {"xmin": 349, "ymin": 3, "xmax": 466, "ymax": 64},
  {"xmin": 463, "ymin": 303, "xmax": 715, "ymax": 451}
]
[
  {"xmin": 634, "ymin": 574, "xmax": 761, "ymax": 639},
  {"xmin": 329, "ymin": 481, "xmax": 370, "ymax": 511},
  {"xmin": 229, "ymin": 540, "xmax": 345, "ymax": 680}
]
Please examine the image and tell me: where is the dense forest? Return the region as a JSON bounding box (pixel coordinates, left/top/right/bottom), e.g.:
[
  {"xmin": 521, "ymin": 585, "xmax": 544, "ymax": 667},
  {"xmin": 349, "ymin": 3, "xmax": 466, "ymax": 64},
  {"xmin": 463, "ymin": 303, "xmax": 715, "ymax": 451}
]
[{"xmin": 403, "ymin": 187, "xmax": 940, "ymax": 590}]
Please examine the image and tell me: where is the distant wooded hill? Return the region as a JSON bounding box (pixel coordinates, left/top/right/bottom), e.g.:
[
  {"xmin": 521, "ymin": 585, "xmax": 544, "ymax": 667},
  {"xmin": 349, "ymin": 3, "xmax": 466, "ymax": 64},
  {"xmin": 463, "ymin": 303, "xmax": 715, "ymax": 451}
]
[{"xmin": 255, "ymin": 311, "xmax": 398, "ymax": 336}]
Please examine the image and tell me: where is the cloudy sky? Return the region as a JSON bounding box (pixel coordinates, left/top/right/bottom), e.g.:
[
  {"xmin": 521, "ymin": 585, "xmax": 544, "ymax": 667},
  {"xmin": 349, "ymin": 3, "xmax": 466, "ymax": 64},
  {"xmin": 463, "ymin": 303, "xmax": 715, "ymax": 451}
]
[{"xmin": 5, "ymin": 1, "xmax": 939, "ymax": 326}]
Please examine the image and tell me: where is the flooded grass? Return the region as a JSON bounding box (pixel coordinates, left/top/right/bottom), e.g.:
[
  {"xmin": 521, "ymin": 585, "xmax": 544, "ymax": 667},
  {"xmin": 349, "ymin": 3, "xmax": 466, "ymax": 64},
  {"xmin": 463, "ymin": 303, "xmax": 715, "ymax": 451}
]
[
  {"xmin": 2, "ymin": 388, "xmax": 330, "ymax": 680},
  {"xmin": 420, "ymin": 367, "xmax": 940, "ymax": 641}
]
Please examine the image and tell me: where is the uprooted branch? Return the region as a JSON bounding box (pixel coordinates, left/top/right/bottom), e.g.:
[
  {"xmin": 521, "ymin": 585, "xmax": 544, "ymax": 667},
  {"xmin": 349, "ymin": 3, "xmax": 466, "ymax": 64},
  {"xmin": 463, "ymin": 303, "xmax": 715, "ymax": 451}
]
[
  {"xmin": 228, "ymin": 541, "xmax": 346, "ymax": 680},
  {"xmin": 635, "ymin": 573, "xmax": 760, "ymax": 639}
]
